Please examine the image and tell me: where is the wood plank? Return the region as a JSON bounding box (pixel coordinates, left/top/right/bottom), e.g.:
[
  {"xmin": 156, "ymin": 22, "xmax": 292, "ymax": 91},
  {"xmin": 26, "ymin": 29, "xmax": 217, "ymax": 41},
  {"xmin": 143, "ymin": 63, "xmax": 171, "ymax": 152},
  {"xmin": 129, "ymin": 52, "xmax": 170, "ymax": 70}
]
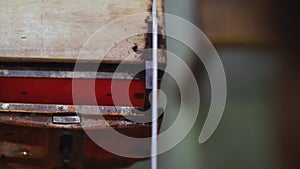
[{"xmin": 0, "ymin": 0, "xmax": 165, "ymax": 63}]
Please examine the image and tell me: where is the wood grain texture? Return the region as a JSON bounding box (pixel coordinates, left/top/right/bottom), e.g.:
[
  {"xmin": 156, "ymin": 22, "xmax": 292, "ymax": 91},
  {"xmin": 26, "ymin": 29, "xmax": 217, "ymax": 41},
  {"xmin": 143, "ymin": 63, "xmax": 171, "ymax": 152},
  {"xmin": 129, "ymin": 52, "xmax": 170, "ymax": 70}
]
[{"xmin": 0, "ymin": 0, "xmax": 165, "ymax": 63}]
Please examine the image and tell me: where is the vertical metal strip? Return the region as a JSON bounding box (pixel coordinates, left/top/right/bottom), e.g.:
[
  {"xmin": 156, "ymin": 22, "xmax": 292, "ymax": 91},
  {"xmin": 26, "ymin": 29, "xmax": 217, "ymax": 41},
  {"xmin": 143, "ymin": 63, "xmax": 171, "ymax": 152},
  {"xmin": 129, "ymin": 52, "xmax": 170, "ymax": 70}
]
[{"xmin": 151, "ymin": 0, "xmax": 158, "ymax": 169}]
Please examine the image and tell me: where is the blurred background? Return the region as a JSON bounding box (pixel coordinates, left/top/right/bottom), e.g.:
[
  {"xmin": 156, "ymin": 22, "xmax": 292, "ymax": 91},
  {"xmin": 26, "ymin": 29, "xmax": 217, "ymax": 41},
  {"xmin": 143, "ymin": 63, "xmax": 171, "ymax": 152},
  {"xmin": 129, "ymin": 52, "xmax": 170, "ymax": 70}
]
[{"xmin": 131, "ymin": 0, "xmax": 299, "ymax": 169}]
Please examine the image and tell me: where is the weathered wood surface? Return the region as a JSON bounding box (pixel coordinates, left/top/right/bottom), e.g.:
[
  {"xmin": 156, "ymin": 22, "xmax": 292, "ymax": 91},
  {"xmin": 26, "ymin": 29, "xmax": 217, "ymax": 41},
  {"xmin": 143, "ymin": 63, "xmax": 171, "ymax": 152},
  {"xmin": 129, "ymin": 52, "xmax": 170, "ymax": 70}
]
[{"xmin": 0, "ymin": 0, "xmax": 165, "ymax": 63}]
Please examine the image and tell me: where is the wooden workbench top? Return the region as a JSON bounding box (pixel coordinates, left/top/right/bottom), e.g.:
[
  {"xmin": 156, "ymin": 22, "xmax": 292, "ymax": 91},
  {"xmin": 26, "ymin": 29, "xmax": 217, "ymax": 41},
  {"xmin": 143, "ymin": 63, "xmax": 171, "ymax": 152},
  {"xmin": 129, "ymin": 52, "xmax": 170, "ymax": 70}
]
[{"xmin": 0, "ymin": 0, "xmax": 165, "ymax": 64}]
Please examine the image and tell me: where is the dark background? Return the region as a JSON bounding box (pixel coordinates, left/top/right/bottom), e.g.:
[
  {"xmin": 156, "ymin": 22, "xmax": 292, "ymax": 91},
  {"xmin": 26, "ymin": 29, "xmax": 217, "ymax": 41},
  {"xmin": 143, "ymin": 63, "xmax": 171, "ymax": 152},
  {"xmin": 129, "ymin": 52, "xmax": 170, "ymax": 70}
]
[{"xmin": 131, "ymin": 0, "xmax": 300, "ymax": 169}]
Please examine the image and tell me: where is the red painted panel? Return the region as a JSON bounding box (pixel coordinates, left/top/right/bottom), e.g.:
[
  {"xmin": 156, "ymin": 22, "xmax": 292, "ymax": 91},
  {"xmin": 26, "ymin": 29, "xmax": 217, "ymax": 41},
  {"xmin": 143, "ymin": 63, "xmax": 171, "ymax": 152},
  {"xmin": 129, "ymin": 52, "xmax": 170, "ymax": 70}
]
[{"xmin": 0, "ymin": 77, "xmax": 146, "ymax": 107}]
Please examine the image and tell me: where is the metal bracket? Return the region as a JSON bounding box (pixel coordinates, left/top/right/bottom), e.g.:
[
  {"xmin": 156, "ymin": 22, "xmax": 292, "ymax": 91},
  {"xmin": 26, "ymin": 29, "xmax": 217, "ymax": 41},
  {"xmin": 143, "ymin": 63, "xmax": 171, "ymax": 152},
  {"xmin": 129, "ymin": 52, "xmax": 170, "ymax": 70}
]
[
  {"xmin": 145, "ymin": 61, "xmax": 153, "ymax": 89},
  {"xmin": 52, "ymin": 113, "xmax": 81, "ymax": 124}
]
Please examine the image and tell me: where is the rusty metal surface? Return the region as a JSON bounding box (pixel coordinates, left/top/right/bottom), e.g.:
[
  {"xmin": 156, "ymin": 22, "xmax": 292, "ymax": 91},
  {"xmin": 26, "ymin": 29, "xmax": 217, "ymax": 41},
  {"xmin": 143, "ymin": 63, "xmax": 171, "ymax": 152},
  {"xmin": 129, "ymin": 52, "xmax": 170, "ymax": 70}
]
[
  {"xmin": 0, "ymin": 69, "xmax": 137, "ymax": 80},
  {"xmin": 1, "ymin": 163, "xmax": 44, "ymax": 169},
  {"xmin": 0, "ymin": 1, "xmax": 165, "ymax": 168},
  {"xmin": 0, "ymin": 112, "xmax": 152, "ymax": 130},
  {"xmin": 0, "ymin": 141, "xmax": 47, "ymax": 159},
  {"xmin": 0, "ymin": 123, "xmax": 154, "ymax": 169},
  {"xmin": 0, "ymin": 103, "xmax": 147, "ymax": 115}
]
